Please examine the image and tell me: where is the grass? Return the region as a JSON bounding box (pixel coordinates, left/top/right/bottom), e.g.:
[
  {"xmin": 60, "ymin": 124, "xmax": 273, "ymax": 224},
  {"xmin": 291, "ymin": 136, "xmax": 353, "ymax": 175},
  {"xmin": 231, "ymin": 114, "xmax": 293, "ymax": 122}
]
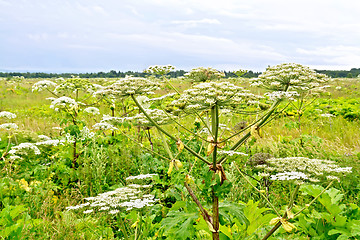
[{"xmin": 0, "ymin": 76, "xmax": 359, "ymax": 239}]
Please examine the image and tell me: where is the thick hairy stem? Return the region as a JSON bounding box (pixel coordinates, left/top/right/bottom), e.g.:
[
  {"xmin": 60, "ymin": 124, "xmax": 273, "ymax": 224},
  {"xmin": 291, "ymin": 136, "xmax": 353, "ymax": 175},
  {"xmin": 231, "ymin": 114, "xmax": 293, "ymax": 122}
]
[
  {"xmin": 184, "ymin": 181, "xmax": 212, "ymax": 224},
  {"xmin": 211, "ymin": 104, "xmax": 220, "ymax": 240}
]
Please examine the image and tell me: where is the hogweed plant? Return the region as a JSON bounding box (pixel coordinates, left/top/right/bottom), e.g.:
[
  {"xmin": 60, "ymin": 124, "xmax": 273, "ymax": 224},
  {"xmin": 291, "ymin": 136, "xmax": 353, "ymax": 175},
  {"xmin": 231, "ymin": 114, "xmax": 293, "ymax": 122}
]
[
  {"xmin": 32, "ymin": 77, "xmax": 97, "ymax": 167},
  {"xmin": 86, "ymin": 63, "xmax": 349, "ymax": 239}
]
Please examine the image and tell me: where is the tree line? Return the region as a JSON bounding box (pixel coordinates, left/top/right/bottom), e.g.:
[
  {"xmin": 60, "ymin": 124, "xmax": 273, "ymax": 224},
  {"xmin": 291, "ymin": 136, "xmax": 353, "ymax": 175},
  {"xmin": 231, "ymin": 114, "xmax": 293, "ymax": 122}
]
[
  {"xmin": 0, "ymin": 68, "xmax": 359, "ymax": 79},
  {"xmin": 0, "ymin": 70, "xmax": 260, "ymax": 79}
]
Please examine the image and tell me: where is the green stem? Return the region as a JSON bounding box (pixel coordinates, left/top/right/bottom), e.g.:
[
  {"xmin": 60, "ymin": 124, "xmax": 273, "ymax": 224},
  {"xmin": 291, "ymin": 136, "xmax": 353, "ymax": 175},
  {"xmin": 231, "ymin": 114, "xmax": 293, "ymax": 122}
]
[
  {"xmin": 157, "ymin": 128, "xmax": 174, "ymax": 160},
  {"xmin": 211, "ymin": 104, "xmax": 220, "ymax": 240},
  {"xmin": 234, "ymin": 163, "xmax": 281, "ymax": 217},
  {"xmin": 131, "ymin": 94, "xmax": 211, "ymax": 165},
  {"xmin": 262, "ymin": 184, "xmax": 301, "ymax": 240},
  {"xmin": 117, "ymin": 213, "xmax": 129, "ymax": 239},
  {"xmin": 293, "ymin": 180, "xmax": 334, "ymax": 218},
  {"xmin": 218, "ymin": 98, "xmax": 283, "ymax": 164}
]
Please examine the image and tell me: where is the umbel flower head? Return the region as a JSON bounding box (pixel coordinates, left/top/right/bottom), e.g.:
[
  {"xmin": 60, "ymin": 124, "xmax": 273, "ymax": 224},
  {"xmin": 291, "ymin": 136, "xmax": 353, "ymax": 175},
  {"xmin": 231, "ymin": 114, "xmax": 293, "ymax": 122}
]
[
  {"xmin": 185, "ymin": 67, "xmax": 225, "ymax": 82},
  {"xmin": 32, "ymin": 80, "xmax": 57, "ymax": 92},
  {"xmin": 144, "ymin": 65, "xmax": 175, "ymax": 76},
  {"xmin": 54, "ymin": 78, "xmax": 95, "ymax": 95},
  {"xmin": 251, "ymin": 63, "xmax": 329, "ymax": 93},
  {"xmin": 93, "ymin": 76, "xmax": 160, "ymax": 98},
  {"xmin": 172, "ymin": 81, "xmax": 259, "ymax": 111},
  {"xmin": 66, "ymin": 174, "xmax": 158, "ymax": 214},
  {"xmin": 256, "ymin": 157, "xmax": 352, "ymax": 182},
  {"xmin": 49, "ymin": 96, "xmax": 78, "ymax": 111},
  {"xmin": 99, "ymin": 109, "xmax": 176, "ymax": 128},
  {"xmin": 0, "ymin": 111, "xmax": 16, "ymax": 119}
]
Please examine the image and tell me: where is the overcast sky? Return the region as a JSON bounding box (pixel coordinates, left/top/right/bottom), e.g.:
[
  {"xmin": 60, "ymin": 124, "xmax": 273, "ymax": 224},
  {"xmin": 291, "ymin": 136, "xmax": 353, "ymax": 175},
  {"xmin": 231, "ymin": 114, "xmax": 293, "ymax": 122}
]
[{"xmin": 1, "ymin": 0, "xmax": 360, "ymax": 73}]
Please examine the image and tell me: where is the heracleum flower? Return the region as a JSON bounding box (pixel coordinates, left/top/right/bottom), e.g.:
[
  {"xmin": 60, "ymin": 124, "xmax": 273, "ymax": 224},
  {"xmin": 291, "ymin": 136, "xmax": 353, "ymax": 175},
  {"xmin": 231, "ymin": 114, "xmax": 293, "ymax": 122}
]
[
  {"xmin": 144, "ymin": 65, "xmax": 175, "ymax": 75},
  {"xmin": 218, "ymin": 150, "xmax": 248, "ymax": 157},
  {"xmin": 66, "ymin": 174, "xmax": 158, "ymax": 214},
  {"xmin": 8, "ymin": 142, "xmax": 41, "ymax": 155},
  {"xmin": 126, "ymin": 174, "xmax": 157, "ymax": 181},
  {"xmin": 54, "ymin": 78, "xmax": 95, "ymax": 95},
  {"xmin": 93, "ymin": 122, "xmax": 118, "ymax": 131},
  {"xmin": 35, "ymin": 139, "xmax": 63, "ymax": 147},
  {"xmin": 32, "ymin": 80, "xmax": 57, "ymax": 92},
  {"xmin": 257, "ymin": 157, "xmax": 352, "ymax": 182},
  {"xmin": 185, "ymin": 67, "xmax": 225, "ymax": 82},
  {"xmin": 132, "ymin": 109, "xmax": 176, "ymax": 127},
  {"xmin": 83, "ymin": 107, "xmax": 100, "ymax": 115},
  {"xmin": 250, "ymin": 63, "xmax": 329, "ymax": 93},
  {"xmin": 172, "ymin": 81, "xmax": 259, "ymax": 110},
  {"xmin": 0, "ymin": 111, "xmax": 16, "ymax": 119},
  {"xmin": 50, "ymin": 96, "xmax": 78, "ymax": 111},
  {"xmin": 38, "ymin": 135, "xmax": 51, "ymax": 140},
  {"xmin": 0, "ymin": 123, "xmax": 18, "ymax": 131},
  {"xmin": 93, "ymin": 76, "xmax": 160, "ymax": 98}
]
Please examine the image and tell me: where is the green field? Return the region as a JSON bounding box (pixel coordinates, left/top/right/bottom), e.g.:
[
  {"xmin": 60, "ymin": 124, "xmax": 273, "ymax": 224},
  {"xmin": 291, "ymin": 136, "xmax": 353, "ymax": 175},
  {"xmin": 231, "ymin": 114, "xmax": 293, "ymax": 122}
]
[{"xmin": 1, "ymin": 65, "xmax": 360, "ymax": 240}]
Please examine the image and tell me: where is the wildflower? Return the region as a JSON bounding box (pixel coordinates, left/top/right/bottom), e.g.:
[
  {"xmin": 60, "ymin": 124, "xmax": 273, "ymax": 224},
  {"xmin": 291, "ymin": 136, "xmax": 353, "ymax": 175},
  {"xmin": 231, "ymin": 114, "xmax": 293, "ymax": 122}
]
[
  {"xmin": 0, "ymin": 111, "xmax": 16, "ymax": 119},
  {"xmin": 172, "ymin": 81, "xmax": 259, "ymax": 111},
  {"xmin": 144, "ymin": 65, "xmax": 175, "ymax": 76},
  {"xmin": 185, "ymin": 67, "xmax": 225, "ymax": 82},
  {"xmin": 93, "ymin": 76, "xmax": 160, "ymax": 97},
  {"xmin": 0, "ymin": 123, "xmax": 18, "ymax": 131},
  {"xmin": 218, "ymin": 150, "xmax": 248, "ymax": 157},
  {"xmin": 38, "ymin": 135, "xmax": 51, "ymax": 140},
  {"xmin": 126, "ymin": 174, "xmax": 157, "ymax": 181},
  {"xmin": 257, "ymin": 157, "xmax": 352, "ymax": 182},
  {"xmin": 32, "ymin": 80, "xmax": 57, "ymax": 92},
  {"xmin": 35, "ymin": 139, "xmax": 63, "ymax": 147},
  {"xmin": 93, "ymin": 122, "xmax": 118, "ymax": 131},
  {"xmin": 49, "ymin": 96, "xmax": 78, "ymax": 111},
  {"xmin": 250, "ymin": 63, "xmax": 329, "ymax": 93},
  {"xmin": 83, "ymin": 107, "xmax": 100, "ymax": 115},
  {"xmin": 320, "ymin": 113, "xmax": 335, "ymax": 118},
  {"xmin": 9, "ymin": 142, "xmax": 41, "ymax": 155}
]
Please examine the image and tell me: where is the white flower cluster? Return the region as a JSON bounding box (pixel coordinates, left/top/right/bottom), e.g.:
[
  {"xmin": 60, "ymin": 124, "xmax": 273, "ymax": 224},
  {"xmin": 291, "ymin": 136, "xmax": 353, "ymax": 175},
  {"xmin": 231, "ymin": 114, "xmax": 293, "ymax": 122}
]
[
  {"xmin": 0, "ymin": 123, "xmax": 18, "ymax": 131},
  {"xmin": 144, "ymin": 65, "xmax": 175, "ymax": 75},
  {"xmin": 93, "ymin": 76, "xmax": 160, "ymax": 98},
  {"xmin": 38, "ymin": 135, "xmax": 51, "ymax": 140},
  {"xmin": 49, "ymin": 96, "xmax": 78, "ymax": 111},
  {"xmin": 218, "ymin": 150, "xmax": 248, "ymax": 157},
  {"xmin": 32, "ymin": 80, "xmax": 57, "ymax": 92},
  {"xmin": 172, "ymin": 81, "xmax": 258, "ymax": 110},
  {"xmin": 270, "ymin": 171, "xmax": 308, "ymax": 181},
  {"xmin": 320, "ymin": 113, "xmax": 335, "ymax": 118},
  {"xmin": 83, "ymin": 107, "xmax": 100, "ymax": 115},
  {"xmin": 264, "ymin": 91, "xmax": 300, "ymax": 101},
  {"xmin": 132, "ymin": 109, "xmax": 176, "ymax": 127},
  {"xmin": 78, "ymin": 126, "xmax": 95, "ymax": 140},
  {"xmin": 8, "ymin": 142, "xmax": 41, "ymax": 156},
  {"xmin": 54, "ymin": 78, "xmax": 95, "ymax": 94},
  {"xmin": 250, "ymin": 63, "xmax": 329, "ymax": 93},
  {"xmin": 93, "ymin": 122, "xmax": 118, "ymax": 131},
  {"xmin": 99, "ymin": 109, "xmax": 176, "ymax": 128},
  {"xmin": 66, "ymin": 174, "xmax": 158, "ymax": 213},
  {"xmin": 257, "ymin": 157, "xmax": 352, "ymax": 182},
  {"xmin": 126, "ymin": 173, "xmax": 158, "ymax": 181},
  {"xmin": 35, "ymin": 139, "xmax": 64, "ymax": 147},
  {"xmin": 0, "ymin": 111, "xmax": 16, "ymax": 119},
  {"xmin": 185, "ymin": 67, "xmax": 225, "ymax": 82}
]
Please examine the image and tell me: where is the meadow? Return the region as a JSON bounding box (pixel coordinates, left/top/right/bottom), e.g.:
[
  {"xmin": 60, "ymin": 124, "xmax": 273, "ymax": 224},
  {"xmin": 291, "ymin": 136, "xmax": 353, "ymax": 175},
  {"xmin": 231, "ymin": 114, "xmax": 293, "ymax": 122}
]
[{"xmin": 0, "ymin": 64, "xmax": 359, "ymax": 240}]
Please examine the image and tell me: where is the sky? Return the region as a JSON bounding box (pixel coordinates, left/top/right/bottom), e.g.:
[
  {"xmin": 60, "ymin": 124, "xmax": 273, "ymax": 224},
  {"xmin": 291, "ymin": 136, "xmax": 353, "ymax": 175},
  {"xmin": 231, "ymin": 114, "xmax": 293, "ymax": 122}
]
[{"xmin": 1, "ymin": 0, "xmax": 360, "ymax": 73}]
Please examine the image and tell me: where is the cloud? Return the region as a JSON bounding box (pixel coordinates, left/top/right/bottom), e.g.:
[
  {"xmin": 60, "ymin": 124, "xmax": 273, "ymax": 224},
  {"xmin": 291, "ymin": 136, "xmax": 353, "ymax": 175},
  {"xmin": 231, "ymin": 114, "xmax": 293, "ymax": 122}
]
[
  {"xmin": 297, "ymin": 45, "xmax": 360, "ymax": 69},
  {"xmin": 171, "ymin": 18, "xmax": 221, "ymax": 27}
]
